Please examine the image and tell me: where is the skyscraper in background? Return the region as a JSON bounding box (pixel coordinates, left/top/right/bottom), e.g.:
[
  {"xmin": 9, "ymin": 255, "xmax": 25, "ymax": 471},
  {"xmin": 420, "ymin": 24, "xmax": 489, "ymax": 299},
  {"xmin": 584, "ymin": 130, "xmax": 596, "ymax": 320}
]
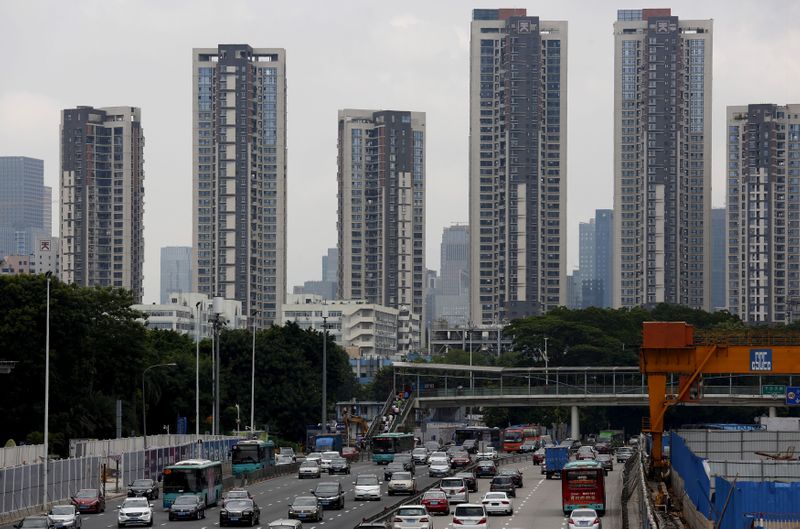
[
  {"xmin": 727, "ymin": 104, "xmax": 800, "ymax": 323},
  {"xmin": 0, "ymin": 156, "xmax": 50, "ymax": 259},
  {"xmin": 192, "ymin": 45, "xmax": 287, "ymax": 328},
  {"xmin": 594, "ymin": 209, "xmax": 614, "ymax": 308},
  {"xmin": 469, "ymin": 8, "xmax": 567, "ymax": 325},
  {"xmin": 577, "ymin": 210, "xmax": 614, "ymax": 309},
  {"xmin": 578, "ymin": 219, "xmax": 595, "ymax": 308},
  {"xmin": 60, "ymin": 107, "xmax": 145, "ymax": 301},
  {"xmin": 613, "ymin": 9, "xmax": 712, "ymax": 310},
  {"xmin": 710, "ymin": 207, "xmax": 726, "ymax": 311},
  {"xmin": 160, "ymin": 246, "xmax": 193, "ymax": 303},
  {"xmin": 337, "ymin": 109, "xmax": 426, "ymax": 327},
  {"xmin": 292, "ymin": 247, "xmax": 338, "ymax": 300},
  {"xmin": 435, "ymin": 224, "xmax": 469, "ymax": 326},
  {"xmin": 322, "ymin": 247, "xmax": 338, "ymax": 284}
]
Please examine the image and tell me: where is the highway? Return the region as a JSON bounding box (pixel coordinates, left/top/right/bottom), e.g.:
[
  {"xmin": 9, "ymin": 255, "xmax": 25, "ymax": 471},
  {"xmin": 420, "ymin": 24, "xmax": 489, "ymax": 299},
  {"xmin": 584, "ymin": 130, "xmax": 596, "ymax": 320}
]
[{"xmin": 22, "ymin": 456, "xmax": 623, "ymax": 529}]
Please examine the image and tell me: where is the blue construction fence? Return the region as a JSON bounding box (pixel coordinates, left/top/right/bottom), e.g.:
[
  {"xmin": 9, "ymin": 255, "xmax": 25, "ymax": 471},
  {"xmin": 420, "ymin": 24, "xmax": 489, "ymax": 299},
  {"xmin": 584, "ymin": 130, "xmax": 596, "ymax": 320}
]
[{"xmin": 670, "ymin": 432, "xmax": 713, "ymax": 517}]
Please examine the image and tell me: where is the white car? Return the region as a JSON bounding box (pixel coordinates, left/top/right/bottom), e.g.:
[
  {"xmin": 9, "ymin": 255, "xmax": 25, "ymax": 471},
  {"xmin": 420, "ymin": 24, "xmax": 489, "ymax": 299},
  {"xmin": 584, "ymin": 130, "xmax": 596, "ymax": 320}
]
[
  {"xmin": 298, "ymin": 460, "xmax": 321, "ymax": 479},
  {"xmin": 320, "ymin": 451, "xmax": 339, "ymax": 470},
  {"xmin": 430, "ymin": 451, "xmax": 447, "ymax": 461},
  {"xmin": 305, "ymin": 452, "xmax": 323, "ymax": 464},
  {"xmin": 568, "ymin": 508, "xmax": 601, "ymax": 529},
  {"xmin": 476, "ymin": 447, "xmax": 498, "ymax": 461},
  {"xmin": 481, "ymin": 491, "xmax": 513, "ymax": 515},
  {"xmin": 276, "ymin": 454, "xmax": 294, "ymax": 466},
  {"xmin": 391, "ymin": 505, "xmax": 432, "ymax": 529},
  {"xmin": 411, "ymin": 447, "xmax": 429, "ymax": 465},
  {"xmin": 353, "ymin": 474, "xmax": 382, "ymax": 501},
  {"xmin": 279, "ymin": 447, "xmax": 296, "ymax": 461},
  {"xmin": 452, "ymin": 504, "xmax": 488, "ymax": 529},
  {"xmin": 439, "ymin": 477, "xmax": 469, "ymax": 504},
  {"xmin": 388, "ymin": 472, "xmax": 417, "ymax": 495},
  {"xmin": 49, "ymin": 504, "xmax": 82, "ymax": 529},
  {"xmin": 117, "ymin": 497, "xmax": 153, "ymax": 528},
  {"xmin": 428, "ymin": 457, "xmax": 451, "ymax": 477}
]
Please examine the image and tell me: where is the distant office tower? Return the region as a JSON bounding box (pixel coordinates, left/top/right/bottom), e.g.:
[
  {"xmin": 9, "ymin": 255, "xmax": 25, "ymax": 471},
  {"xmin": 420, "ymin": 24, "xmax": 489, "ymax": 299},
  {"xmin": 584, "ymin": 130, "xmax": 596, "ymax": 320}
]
[
  {"xmin": 613, "ymin": 9, "xmax": 712, "ymax": 309},
  {"xmin": 292, "ymin": 248, "xmax": 339, "ymax": 300},
  {"xmin": 322, "ymin": 247, "xmax": 338, "ymax": 284},
  {"xmin": 60, "ymin": 107, "xmax": 145, "ymax": 301},
  {"xmin": 727, "ymin": 104, "xmax": 800, "ymax": 323},
  {"xmin": 435, "ymin": 224, "xmax": 469, "ymax": 326},
  {"xmin": 710, "ymin": 207, "xmax": 726, "ymax": 311},
  {"xmin": 424, "ymin": 269, "xmax": 437, "ymax": 330},
  {"xmin": 579, "ymin": 220, "xmax": 595, "ymax": 308},
  {"xmin": 161, "ymin": 246, "xmax": 193, "ymax": 303},
  {"xmin": 469, "ymin": 9, "xmax": 567, "ymax": 325},
  {"xmin": 337, "ymin": 109, "xmax": 426, "ymax": 328},
  {"xmin": 0, "ymin": 156, "xmax": 50, "ymax": 259},
  {"xmin": 566, "ymin": 271, "xmax": 581, "ymax": 309},
  {"xmin": 192, "ymin": 45, "xmax": 287, "ymax": 328},
  {"xmin": 577, "ymin": 209, "xmax": 614, "ymax": 308},
  {"xmin": 595, "ymin": 209, "xmax": 614, "ymax": 308}
]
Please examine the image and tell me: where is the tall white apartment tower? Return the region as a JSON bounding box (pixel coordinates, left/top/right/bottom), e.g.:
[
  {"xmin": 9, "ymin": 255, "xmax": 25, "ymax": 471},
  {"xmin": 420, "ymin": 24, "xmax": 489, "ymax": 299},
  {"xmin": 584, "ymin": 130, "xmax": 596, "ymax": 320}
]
[
  {"xmin": 613, "ymin": 9, "xmax": 712, "ymax": 309},
  {"xmin": 337, "ymin": 109, "xmax": 426, "ymax": 330},
  {"xmin": 727, "ymin": 104, "xmax": 800, "ymax": 323},
  {"xmin": 469, "ymin": 9, "xmax": 568, "ymax": 325},
  {"xmin": 192, "ymin": 45, "xmax": 287, "ymax": 328}
]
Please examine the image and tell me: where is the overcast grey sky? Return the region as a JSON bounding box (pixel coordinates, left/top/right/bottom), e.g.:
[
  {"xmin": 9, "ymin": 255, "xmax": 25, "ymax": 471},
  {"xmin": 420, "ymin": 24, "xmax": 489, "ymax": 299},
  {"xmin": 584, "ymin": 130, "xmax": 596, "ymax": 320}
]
[{"xmin": 2, "ymin": 0, "xmax": 799, "ymax": 304}]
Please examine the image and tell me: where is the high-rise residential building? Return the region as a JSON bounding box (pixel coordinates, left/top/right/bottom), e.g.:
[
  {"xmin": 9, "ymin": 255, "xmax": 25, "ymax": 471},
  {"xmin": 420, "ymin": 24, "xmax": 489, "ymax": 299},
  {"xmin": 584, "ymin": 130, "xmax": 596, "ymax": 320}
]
[
  {"xmin": 727, "ymin": 104, "xmax": 800, "ymax": 323},
  {"xmin": 613, "ymin": 9, "xmax": 712, "ymax": 310},
  {"xmin": 0, "ymin": 156, "xmax": 50, "ymax": 259},
  {"xmin": 160, "ymin": 246, "xmax": 193, "ymax": 303},
  {"xmin": 192, "ymin": 45, "xmax": 287, "ymax": 328},
  {"xmin": 337, "ymin": 109, "xmax": 426, "ymax": 336},
  {"xmin": 469, "ymin": 9, "xmax": 568, "ymax": 325},
  {"xmin": 435, "ymin": 224, "xmax": 469, "ymax": 326},
  {"xmin": 710, "ymin": 207, "xmax": 726, "ymax": 311},
  {"xmin": 60, "ymin": 107, "xmax": 145, "ymax": 301}
]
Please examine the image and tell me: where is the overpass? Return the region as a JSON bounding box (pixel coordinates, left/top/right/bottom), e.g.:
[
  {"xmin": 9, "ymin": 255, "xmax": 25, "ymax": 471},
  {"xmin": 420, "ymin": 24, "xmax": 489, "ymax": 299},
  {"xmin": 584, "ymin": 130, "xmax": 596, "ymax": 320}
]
[{"xmin": 392, "ymin": 362, "xmax": 796, "ymax": 436}]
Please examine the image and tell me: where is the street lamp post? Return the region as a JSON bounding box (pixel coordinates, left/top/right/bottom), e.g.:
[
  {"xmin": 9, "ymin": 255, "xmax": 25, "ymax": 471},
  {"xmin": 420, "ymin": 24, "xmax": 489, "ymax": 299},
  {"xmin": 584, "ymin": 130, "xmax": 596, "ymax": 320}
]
[
  {"xmin": 321, "ymin": 308, "xmax": 328, "ymax": 434},
  {"xmin": 250, "ymin": 309, "xmax": 258, "ymax": 434},
  {"xmin": 195, "ymin": 302, "xmax": 202, "ymax": 437},
  {"xmin": 142, "ymin": 363, "xmax": 177, "ymax": 450},
  {"xmin": 43, "ymin": 271, "xmax": 52, "ymax": 506},
  {"xmin": 543, "ymin": 337, "xmax": 549, "ymax": 386}
]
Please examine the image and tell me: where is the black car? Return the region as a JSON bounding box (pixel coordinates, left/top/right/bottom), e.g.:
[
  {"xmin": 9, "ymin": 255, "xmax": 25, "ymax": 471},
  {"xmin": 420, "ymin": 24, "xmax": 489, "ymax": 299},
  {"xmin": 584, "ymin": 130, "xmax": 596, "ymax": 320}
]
[
  {"xmin": 312, "ymin": 482, "xmax": 345, "ymax": 510},
  {"xmin": 15, "ymin": 517, "xmax": 55, "ymax": 529},
  {"xmin": 393, "ymin": 455, "xmax": 415, "ymax": 473},
  {"xmin": 475, "ymin": 460, "xmax": 497, "ymax": 478},
  {"xmin": 168, "ymin": 495, "xmax": 205, "ymax": 521},
  {"xmin": 499, "ymin": 468, "xmax": 524, "ymax": 488},
  {"xmin": 383, "ymin": 462, "xmax": 405, "ymax": 481},
  {"xmin": 219, "ymin": 499, "xmax": 260, "ymax": 526},
  {"xmin": 455, "ymin": 471, "xmax": 478, "ymax": 493},
  {"xmin": 489, "ymin": 476, "xmax": 517, "ymax": 497},
  {"xmin": 328, "ymin": 457, "xmax": 351, "ymax": 475},
  {"xmin": 288, "ymin": 496, "xmax": 323, "ymax": 522},
  {"xmin": 127, "ymin": 479, "xmax": 159, "ymax": 500}
]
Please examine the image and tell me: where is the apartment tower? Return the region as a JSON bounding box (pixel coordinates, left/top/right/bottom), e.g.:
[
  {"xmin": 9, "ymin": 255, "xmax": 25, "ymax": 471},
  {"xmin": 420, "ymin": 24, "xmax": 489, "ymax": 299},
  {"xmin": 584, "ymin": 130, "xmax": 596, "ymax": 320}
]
[
  {"xmin": 469, "ymin": 8, "xmax": 568, "ymax": 325},
  {"xmin": 192, "ymin": 45, "xmax": 287, "ymax": 328},
  {"xmin": 727, "ymin": 104, "xmax": 800, "ymax": 323},
  {"xmin": 613, "ymin": 9, "xmax": 712, "ymax": 309},
  {"xmin": 60, "ymin": 106, "xmax": 145, "ymax": 301},
  {"xmin": 337, "ymin": 109, "xmax": 426, "ymax": 328}
]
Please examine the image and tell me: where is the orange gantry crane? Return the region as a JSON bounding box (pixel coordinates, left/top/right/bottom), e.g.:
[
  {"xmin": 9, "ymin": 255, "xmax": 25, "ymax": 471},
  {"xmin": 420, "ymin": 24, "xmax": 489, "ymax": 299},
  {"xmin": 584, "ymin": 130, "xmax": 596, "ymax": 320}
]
[{"xmin": 640, "ymin": 321, "xmax": 800, "ymax": 469}]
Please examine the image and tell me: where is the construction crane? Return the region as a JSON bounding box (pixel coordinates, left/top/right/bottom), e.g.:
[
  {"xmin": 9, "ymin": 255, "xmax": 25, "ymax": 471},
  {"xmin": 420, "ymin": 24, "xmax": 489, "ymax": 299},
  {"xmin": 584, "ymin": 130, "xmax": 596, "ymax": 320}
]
[{"xmin": 640, "ymin": 321, "xmax": 800, "ymax": 470}]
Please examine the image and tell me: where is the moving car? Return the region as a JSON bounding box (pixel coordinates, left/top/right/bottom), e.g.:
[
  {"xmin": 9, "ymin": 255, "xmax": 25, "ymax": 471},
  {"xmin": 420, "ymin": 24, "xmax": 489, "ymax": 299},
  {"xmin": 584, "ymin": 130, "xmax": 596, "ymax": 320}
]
[
  {"xmin": 222, "ymin": 490, "xmax": 253, "ymax": 507},
  {"xmin": 353, "ymin": 473, "xmax": 382, "ymax": 501},
  {"xmin": 520, "ymin": 440, "xmax": 538, "ymax": 453},
  {"xmin": 596, "ymin": 453, "xmax": 613, "ymax": 473},
  {"xmin": 127, "ymin": 479, "xmax": 159, "ymax": 500},
  {"xmin": 71, "ymin": 489, "xmax": 105, "ymax": 514},
  {"xmin": 489, "ymin": 476, "xmax": 517, "ymax": 497},
  {"xmin": 342, "ymin": 446, "xmax": 359, "ymax": 462},
  {"xmin": 499, "ymin": 468, "xmax": 524, "ymax": 488},
  {"xmin": 116, "ymin": 497, "xmax": 153, "ymax": 528},
  {"xmin": 305, "ymin": 452, "xmax": 323, "ymax": 464},
  {"xmin": 568, "ymin": 508, "xmax": 602, "ymax": 529},
  {"xmin": 475, "ymin": 460, "xmax": 497, "ymax": 478},
  {"xmin": 577, "ymin": 446, "xmax": 597, "ymax": 461},
  {"xmin": 420, "ymin": 490, "xmax": 450, "ymax": 515},
  {"xmin": 288, "ymin": 496, "xmax": 323, "ymax": 522},
  {"xmin": 319, "ymin": 451, "xmax": 340, "ymax": 471},
  {"xmin": 388, "ymin": 472, "xmax": 416, "ymax": 495},
  {"xmin": 391, "ymin": 505, "xmax": 432, "ymax": 529},
  {"xmin": 451, "ymin": 504, "xmax": 488, "ymax": 529},
  {"xmin": 279, "ymin": 447, "xmax": 296, "ymax": 462},
  {"xmin": 393, "ymin": 454, "xmax": 415, "ymax": 473},
  {"xmin": 476, "ymin": 447, "xmax": 498, "ymax": 461},
  {"xmin": 481, "ymin": 491, "xmax": 513, "ymax": 515},
  {"xmin": 312, "ymin": 482, "xmax": 345, "ymax": 510},
  {"xmin": 428, "ymin": 457, "xmax": 451, "ymax": 478},
  {"xmin": 356, "ymin": 523, "xmax": 389, "ymax": 529},
  {"xmin": 455, "ymin": 470, "xmax": 477, "ymax": 492},
  {"xmin": 298, "ymin": 460, "xmax": 321, "ymax": 479},
  {"xmin": 430, "ymin": 451, "xmax": 447, "ymax": 461},
  {"xmin": 168, "ymin": 495, "xmax": 205, "ymax": 521},
  {"xmin": 616, "ymin": 447, "xmax": 634, "ymax": 463},
  {"xmin": 328, "ymin": 457, "xmax": 351, "ymax": 475},
  {"xmin": 450, "ymin": 451, "xmax": 470, "ymax": 468},
  {"xmin": 439, "ymin": 477, "xmax": 469, "ymax": 504},
  {"xmin": 15, "ymin": 517, "xmax": 54, "ymax": 529},
  {"xmin": 267, "ymin": 520, "xmax": 301, "ymax": 529},
  {"xmin": 384, "ymin": 461, "xmax": 406, "ymax": 481},
  {"xmin": 461, "ymin": 439, "xmax": 478, "ymax": 454},
  {"xmin": 219, "ymin": 499, "xmax": 260, "ymax": 526},
  {"xmin": 411, "ymin": 447, "xmax": 429, "ymax": 465},
  {"xmin": 48, "ymin": 505, "xmax": 81, "ymax": 529}
]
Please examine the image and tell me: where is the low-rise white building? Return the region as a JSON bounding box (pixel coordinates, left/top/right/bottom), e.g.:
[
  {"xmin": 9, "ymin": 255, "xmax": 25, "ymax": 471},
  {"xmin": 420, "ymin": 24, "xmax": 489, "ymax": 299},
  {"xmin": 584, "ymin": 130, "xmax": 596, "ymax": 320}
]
[{"xmin": 132, "ymin": 292, "xmax": 246, "ymax": 339}]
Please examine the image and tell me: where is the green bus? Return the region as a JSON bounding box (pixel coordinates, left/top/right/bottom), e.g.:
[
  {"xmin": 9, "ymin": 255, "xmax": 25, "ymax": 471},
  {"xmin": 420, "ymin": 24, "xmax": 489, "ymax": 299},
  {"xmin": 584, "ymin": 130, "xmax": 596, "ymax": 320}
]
[
  {"xmin": 231, "ymin": 439, "xmax": 275, "ymax": 476},
  {"xmin": 372, "ymin": 433, "xmax": 415, "ymax": 464},
  {"xmin": 162, "ymin": 459, "xmax": 223, "ymax": 508}
]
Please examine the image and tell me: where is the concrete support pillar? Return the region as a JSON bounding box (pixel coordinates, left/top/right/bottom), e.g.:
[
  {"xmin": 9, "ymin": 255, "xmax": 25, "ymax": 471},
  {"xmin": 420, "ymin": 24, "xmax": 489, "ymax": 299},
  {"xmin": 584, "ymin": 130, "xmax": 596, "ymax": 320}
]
[
  {"xmin": 769, "ymin": 406, "xmax": 777, "ymax": 418},
  {"xmin": 571, "ymin": 405, "xmax": 580, "ymax": 440}
]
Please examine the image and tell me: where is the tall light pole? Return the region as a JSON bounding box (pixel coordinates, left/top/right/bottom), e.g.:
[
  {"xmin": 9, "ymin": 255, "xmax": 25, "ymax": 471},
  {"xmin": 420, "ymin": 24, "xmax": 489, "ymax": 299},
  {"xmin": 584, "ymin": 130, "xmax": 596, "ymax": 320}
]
[
  {"xmin": 543, "ymin": 337, "xmax": 549, "ymax": 386},
  {"xmin": 142, "ymin": 363, "xmax": 177, "ymax": 450},
  {"xmin": 250, "ymin": 309, "xmax": 258, "ymax": 434},
  {"xmin": 43, "ymin": 271, "xmax": 52, "ymax": 506},
  {"xmin": 195, "ymin": 301, "xmax": 202, "ymax": 437},
  {"xmin": 321, "ymin": 309, "xmax": 328, "ymax": 434},
  {"xmin": 468, "ymin": 321, "xmax": 474, "ymax": 391}
]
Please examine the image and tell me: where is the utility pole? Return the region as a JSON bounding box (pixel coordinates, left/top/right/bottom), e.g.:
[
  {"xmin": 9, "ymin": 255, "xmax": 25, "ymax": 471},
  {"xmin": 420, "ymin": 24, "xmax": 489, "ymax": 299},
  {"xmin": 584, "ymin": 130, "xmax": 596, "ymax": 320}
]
[
  {"xmin": 250, "ymin": 309, "xmax": 259, "ymax": 434},
  {"xmin": 43, "ymin": 271, "xmax": 51, "ymax": 507},
  {"xmin": 195, "ymin": 301, "xmax": 202, "ymax": 437},
  {"xmin": 321, "ymin": 310, "xmax": 328, "ymax": 433}
]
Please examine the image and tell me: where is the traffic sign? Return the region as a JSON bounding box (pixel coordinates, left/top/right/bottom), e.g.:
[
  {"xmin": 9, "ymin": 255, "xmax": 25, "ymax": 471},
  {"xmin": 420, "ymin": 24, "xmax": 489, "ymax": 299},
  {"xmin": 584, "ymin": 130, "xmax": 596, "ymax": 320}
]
[
  {"xmin": 787, "ymin": 387, "xmax": 800, "ymax": 406},
  {"xmin": 763, "ymin": 384, "xmax": 786, "ymax": 396}
]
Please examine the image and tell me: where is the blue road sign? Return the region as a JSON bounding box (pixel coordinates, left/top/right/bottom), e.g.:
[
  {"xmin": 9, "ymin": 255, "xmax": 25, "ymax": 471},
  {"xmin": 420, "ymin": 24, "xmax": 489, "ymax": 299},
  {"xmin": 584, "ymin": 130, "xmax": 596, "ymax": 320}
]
[
  {"xmin": 787, "ymin": 387, "xmax": 800, "ymax": 406},
  {"xmin": 750, "ymin": 348, "xmax": 773, "ymax": 372}
]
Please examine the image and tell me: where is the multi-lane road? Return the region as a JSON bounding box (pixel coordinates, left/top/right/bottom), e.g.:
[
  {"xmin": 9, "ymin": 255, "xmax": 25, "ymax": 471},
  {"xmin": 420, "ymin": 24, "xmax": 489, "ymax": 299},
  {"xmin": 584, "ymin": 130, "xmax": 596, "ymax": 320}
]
[{"xmin": 24, "ymin": 456, "xmax": 623, "ymax": 529}]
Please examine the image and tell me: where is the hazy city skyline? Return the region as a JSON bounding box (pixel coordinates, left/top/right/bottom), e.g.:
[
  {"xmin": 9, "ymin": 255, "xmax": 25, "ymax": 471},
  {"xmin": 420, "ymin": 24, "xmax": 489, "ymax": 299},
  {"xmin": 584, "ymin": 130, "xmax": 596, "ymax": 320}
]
[{"xmin": 2, "ymin": 0, "xmax": 799, "ymax": 304}]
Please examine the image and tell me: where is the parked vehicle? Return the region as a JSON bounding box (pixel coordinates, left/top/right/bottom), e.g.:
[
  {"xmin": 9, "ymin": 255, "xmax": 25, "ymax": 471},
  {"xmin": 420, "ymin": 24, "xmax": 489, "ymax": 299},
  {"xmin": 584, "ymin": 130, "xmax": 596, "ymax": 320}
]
[
  {"xmin": 353, "ymin": 473, "xmax": 382, "ymax": 501},
  {"xmin": 481, "ymin": 492, "xmax": 513, "ymax": 515},
  {"xmin": 219, "ymin": 499, "xmax": 260, "ymax": 526},
  {"xmin": 420, "ymin": 490, "xmax": 450, "ymax": 515},
  {"xmin": 545, "ymin": 446, "xmax": 570, "ymax": 479},
  {"xmin": 168, "ymin": 495, "xmax": 205, "ymax": 521},
  {"xmin": 117, "ymin": 497, "xmax": 153, "ymax": 528},
  {"xmin": 127, "ymin": 479, "xmax": 159, "ymax": 500},
  {"xmin": 451, "ymin": 504, "xmax": 488, "ymax": 529},
  {"xmin": 71, "ymin": 489, "xmax": 105, "ymax": 514},
  {"xmin": 48, "ymin": 505, "xmax": 81, "ymax": 529},
  {"xmin": 287, "ymin": 496, "xmax": 322, "ymax": 522}
]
